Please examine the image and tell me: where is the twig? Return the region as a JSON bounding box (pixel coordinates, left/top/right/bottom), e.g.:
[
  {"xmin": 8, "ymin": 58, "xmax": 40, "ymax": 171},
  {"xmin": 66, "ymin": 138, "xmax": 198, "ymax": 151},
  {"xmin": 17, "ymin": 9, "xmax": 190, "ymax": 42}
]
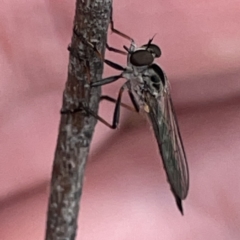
[{"xmin": 45, "ymin": 1, "xmax": 112, "ymax": 239}]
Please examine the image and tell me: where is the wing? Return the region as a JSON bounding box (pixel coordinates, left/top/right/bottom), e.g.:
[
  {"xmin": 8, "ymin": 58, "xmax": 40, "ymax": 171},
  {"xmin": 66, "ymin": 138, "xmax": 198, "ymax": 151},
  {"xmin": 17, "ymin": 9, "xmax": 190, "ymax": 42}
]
[{"xmin": 144, "ymin": 90, "xmax": 189, "ymax": 214}]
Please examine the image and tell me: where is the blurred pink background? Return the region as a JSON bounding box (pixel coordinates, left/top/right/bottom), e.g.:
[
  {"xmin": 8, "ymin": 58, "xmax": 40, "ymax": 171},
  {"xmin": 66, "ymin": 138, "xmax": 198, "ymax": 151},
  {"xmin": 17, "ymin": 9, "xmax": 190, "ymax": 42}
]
[{"xmin": 1, "ymin": 0, "xmax": 240, "ymax": 239}]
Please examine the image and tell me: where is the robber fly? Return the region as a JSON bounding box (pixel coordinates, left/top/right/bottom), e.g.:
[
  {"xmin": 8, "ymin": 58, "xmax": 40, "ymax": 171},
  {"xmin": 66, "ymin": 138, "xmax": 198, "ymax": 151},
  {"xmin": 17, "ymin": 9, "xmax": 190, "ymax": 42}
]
[
  {"xmin": 65, "ymin": 9, "xmax": 189, "ymax": 213},
  {"xmin": 89, "ymin": 37, "xmax": 189, "ymax": 214}
]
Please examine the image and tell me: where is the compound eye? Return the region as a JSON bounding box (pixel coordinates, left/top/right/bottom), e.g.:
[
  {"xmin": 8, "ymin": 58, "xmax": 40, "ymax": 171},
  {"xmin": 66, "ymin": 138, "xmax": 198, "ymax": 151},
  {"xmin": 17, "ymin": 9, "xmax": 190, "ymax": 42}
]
[
  {"xmin": 141, "ymin": 44, "xmax": 161, "ymax": 58},
  {"xmin": 130, "ymin": 50, "xmax": 154, "ymax": 66}
]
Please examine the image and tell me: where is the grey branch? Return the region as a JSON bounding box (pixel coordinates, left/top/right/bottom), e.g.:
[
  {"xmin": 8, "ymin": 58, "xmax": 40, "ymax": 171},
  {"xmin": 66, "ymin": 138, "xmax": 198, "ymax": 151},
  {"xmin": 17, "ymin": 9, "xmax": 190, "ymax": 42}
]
[{"xmin": 45, "ymin": 1, "xmax": 112, "ymax": 239}]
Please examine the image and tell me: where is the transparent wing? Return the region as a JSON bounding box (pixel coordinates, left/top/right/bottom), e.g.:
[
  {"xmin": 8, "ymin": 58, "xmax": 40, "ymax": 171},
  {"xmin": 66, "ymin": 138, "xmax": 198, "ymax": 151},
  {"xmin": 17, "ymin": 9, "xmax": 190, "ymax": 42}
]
[{"xmin": 144, "ymin": 90, "xmax": 189, "ymax": 213}]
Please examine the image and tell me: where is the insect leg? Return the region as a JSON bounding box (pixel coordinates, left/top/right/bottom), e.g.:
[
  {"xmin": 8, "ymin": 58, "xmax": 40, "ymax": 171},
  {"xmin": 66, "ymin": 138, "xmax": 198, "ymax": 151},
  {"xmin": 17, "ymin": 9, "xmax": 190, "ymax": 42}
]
[
  {"xmin": 110, "ymin": 85, "xmax": 127, "ymax": 128},
  {"xmin": 104, "ymin": 59, "xmax": 126, "ymax": 71},
  {"xmin": 72, "ymin": 17, "xmax": 129, "ymax": 58},
  {"xmin": 73, "ymin": 24, "xmax": 127, "ymax": 60},
  {"xmin": 106, "ymin": 43, "xmax": 128, "ymax": 55},
  {"xmin": 99, "ymin": 91, "xmax": 140, "ymax": 114},
  {"xmin": 100, "ymin": 95, "xmax": 136, "ymax": 112},
  {"xmin": 80, "ymin": 104, "xmax": 116, "ymax": 129},
  {"xmin": 81, "ymin": 85, "xmax": 126, "ymax": 129},
  {"xmin": 78, "ymin": 85, "xmax": 127, "ymax": 129},
  {"xmin": 109, "ymin": 6, "xmax": 133, "ymax": 41},
  {"xmin": 61, "ymin": 94, "xmax": 134, "ymax": 115},
  {"xmin": 60, "ymin": 101, "xmax": 115, "ymax": 128},
  {"xmin": 68, "ymin": 42, "xmax": 125, "ymax": 83},
  {"xmin": 128, "ymin": 91, "xmax": 140, "ymax": 112},
  {"xmin": 106, "ymin": 7, "xmax": 131, "ymax": 56},
  {"xmin": 91, "ymin": 74, "xmax": 123, "ymax": 87},
  {"xmin": 61, "ymin": 85, "xmax": 128, "ymax": 129}
]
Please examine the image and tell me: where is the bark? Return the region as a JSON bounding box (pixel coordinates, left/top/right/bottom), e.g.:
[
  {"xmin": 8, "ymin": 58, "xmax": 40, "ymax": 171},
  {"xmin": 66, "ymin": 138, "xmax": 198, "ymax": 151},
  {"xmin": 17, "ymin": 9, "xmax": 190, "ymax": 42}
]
[{"xmin": 45, "ymin": 1, "xmax": 112, "ymax": 239}]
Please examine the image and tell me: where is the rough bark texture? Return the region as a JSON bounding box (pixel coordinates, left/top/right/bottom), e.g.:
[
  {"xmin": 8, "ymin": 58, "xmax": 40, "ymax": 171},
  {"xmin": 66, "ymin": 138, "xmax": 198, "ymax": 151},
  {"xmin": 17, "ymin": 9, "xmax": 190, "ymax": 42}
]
[{"xmin": 45, "ymin": 1, "xmax": 112, "ymax": 239}]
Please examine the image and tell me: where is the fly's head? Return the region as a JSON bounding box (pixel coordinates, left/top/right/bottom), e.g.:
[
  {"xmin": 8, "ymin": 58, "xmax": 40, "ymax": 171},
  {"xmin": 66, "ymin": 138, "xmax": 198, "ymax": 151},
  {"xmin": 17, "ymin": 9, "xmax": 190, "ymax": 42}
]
[{"xmin": 129, "ymin": 41, "xmax": 161, "ymax": 68}]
